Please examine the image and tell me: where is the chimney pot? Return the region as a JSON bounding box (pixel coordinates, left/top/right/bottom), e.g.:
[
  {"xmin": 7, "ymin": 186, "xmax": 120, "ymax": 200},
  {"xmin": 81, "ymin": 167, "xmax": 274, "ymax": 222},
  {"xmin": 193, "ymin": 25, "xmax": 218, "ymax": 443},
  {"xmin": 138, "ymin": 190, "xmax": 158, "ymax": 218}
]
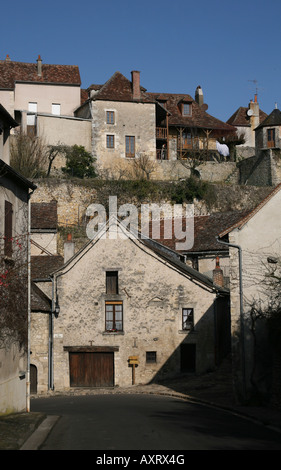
[
  {"xmin": 64, "ymin": 234, "xmax": 75, "ymax": 263},
  {"xmin": 37, "ymin": 55, "xmax": 42, "ymax": 76},
  {"xmin": 213, "ymin": 256, "xmax": 224, "ymax": 287}
]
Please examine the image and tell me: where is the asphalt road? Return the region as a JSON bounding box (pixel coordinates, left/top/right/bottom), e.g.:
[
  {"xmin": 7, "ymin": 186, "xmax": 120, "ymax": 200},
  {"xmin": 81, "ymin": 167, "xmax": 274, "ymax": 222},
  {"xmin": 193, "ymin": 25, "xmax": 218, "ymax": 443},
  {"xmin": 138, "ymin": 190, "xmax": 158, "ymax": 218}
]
[{"xmin": 31, "ymin": 394, "xmax": 281, "ymax": 451}]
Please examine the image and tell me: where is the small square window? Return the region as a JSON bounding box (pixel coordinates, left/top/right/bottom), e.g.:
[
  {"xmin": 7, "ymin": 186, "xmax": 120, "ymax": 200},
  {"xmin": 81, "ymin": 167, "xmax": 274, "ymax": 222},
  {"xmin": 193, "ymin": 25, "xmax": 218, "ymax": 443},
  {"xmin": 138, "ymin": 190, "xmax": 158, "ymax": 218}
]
[
  {"xmin": 106, "ymin": 111, "xmax": 115, "ymax": 124},
  {"xmin": 182, "ymin": 308, "xmax": 194, "ymax": 330},
  {"xmin": 146, "ymin": 351, "xmax": 157, "ymax": 363},
  {"xmin": 106, "ymin": 135, "xmax": 115, "ymax": 148}
]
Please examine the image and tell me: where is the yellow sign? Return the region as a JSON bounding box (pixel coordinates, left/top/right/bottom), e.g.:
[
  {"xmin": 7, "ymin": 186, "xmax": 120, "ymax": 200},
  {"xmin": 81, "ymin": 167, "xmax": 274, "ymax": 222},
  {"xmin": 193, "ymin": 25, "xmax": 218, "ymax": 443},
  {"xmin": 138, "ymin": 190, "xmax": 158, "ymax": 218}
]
[{"xmin": 128, "ymin": 355, "xmax": 139, "ymax": 365}]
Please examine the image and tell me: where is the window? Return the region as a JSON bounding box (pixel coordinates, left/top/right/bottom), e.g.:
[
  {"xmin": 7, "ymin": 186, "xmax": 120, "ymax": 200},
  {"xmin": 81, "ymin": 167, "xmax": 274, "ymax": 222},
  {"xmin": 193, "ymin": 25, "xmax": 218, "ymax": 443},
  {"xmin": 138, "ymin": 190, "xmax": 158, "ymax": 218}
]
[
  {"xmin": 182, "ymin": 132, "xmax": 192, "ymax": 149},
  {"xmin": 106, "ymin": 134, "xmax": 115, "ymax": 148},
  {"xmin": 146, "ymin": 351, "xmax": 157, "ymax": 363},
  {"xmin": 4, "ymin": 201, "xmax": 13, "ymax": 257},
  {"xmin": 106, "ymin": 111, "xmax": 115, "ymax": 124},
  {"xmin": 27, "ymin": 102, "xmax": 37, "ymax": 135},
  {"xmin": 125, "ymin": 136, "xmax": 135, "ymax": 158},
  {"xmin": 182, "ymin": 308, "xmax": 194, "ymax": 330},
  {"xmin": 267, "ymin": 128, "xmax": 275, "ymax": 148},
  {"xmin": 52, "ymin": 103, "xmax": 61, "ymax": 116},
  {"xmin": 105, "ymin": 301, "xmax": 123, "ymax": 331},
  {"xmin": 182, "ymin": 103, "xmax": 191, "ymax": 116},
  {"xmin": 106, "ymin": 271, "xmax": 118, "ymax": 294}
]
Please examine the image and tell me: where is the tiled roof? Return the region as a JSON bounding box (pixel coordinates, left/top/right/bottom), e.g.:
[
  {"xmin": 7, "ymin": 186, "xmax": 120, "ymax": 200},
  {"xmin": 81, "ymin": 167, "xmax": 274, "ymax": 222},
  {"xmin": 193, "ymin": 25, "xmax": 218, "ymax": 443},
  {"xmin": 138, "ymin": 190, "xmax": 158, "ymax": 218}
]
[
  {"xmin": 147, "ymin": 92, "xmax": 235, "ymax": 131},
  {"xmin": 31, "ymin": 255, "xmax": 64, "ymax": 280},
  {"xmin": 255, "ymin": 108, "xmax": 281, "ymax": 129},
  {"xmin": 0, "ymin": 57, "xmax": 81, "ymax": 89},
  {"xmin": 227, "ymin": 106, "xmax": 267, "ymax": 127},
  {"xmin": 149, "ymin": 211, "xmax": 250, "ymax": 253},
  {"xmin": 31, "ymin": 201, "xmax": 58, "ymax": 230},
  {"xmin": 89, "ymin": 72, "xmax": 156, "ymax": 103}
]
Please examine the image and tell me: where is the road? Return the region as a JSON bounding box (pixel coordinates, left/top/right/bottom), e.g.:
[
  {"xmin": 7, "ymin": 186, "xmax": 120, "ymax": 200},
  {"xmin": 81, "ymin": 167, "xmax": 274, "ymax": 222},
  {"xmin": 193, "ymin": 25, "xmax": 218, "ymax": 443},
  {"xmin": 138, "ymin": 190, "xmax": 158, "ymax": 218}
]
[{"xmin": 31, "ymin": 393, "xmax": 281, "ymax": 450}]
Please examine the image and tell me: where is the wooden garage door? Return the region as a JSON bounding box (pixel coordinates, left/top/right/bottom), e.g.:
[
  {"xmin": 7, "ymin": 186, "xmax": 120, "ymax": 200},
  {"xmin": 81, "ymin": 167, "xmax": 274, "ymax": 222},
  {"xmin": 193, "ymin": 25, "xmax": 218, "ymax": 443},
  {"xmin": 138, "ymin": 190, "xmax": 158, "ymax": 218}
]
[{"xmin": 69, "ymin": 352, "xmax": 114, "ymax": 387}]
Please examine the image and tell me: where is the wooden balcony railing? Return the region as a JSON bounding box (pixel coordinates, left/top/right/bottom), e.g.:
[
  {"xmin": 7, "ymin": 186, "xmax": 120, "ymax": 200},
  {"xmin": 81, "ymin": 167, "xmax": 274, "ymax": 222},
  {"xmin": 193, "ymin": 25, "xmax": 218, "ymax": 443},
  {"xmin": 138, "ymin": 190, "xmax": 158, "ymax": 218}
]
[{"xmin": 156, "ymin": 127, "xmax": 167, "ymax": 139}]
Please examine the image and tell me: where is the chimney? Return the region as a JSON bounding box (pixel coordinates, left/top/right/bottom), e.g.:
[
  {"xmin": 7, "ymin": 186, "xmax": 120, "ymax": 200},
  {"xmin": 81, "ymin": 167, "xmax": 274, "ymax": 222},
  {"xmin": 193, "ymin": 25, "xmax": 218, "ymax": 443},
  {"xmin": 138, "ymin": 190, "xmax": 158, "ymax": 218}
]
[
  {"xmin": 195, "ymin": 86, "xmax": 204, "ymax": 107},
  {"xmin": 5, "ymin": 54, "xmax": 11, "ymax": 62},
  {"xmin": 64, "ymin": 233, "xmax": 75, "ymax": 263},
  {"xmin": 248, "ymin": 95, "xmax": 260, "ymax": 146},
  {"xmin": 37, "ymin": 55, "xmax": 42, "ymax": 76},
  {"xmin": 131, "ymin": 70, "xmax": 141, "ymax": 100},
  {"xmin": 213, "ymin": 256, "xmax": 224, "ymax": 287}
]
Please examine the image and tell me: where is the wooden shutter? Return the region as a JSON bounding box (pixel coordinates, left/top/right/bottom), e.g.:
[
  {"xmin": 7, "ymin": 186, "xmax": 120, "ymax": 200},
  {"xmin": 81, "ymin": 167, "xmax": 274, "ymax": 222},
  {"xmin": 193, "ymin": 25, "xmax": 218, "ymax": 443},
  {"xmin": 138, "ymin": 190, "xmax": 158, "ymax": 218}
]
[{"xmin": 106, "ymin": 271, "xmax": 118, "ymax": 294}]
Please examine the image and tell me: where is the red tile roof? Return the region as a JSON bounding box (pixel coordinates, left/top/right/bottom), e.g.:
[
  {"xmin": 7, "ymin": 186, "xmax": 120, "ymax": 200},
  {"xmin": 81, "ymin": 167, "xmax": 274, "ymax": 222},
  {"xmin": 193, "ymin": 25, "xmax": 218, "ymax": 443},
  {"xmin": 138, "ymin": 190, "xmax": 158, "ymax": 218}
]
[{"xmin": 0, "ymin": 57, "xmax": 81, "ymax": 89}]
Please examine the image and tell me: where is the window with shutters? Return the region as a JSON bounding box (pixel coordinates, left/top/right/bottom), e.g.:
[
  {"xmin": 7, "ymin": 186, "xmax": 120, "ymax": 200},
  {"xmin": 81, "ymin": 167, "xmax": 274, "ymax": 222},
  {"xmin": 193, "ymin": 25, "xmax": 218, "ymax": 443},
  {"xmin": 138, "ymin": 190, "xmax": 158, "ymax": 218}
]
[
  {"xmin": 4, "ymin": 200, "xmax": 13, "ymax": 257},
  {"xmin": 106, "ymin": 271, "xmax": 118, "ymax": 294}
]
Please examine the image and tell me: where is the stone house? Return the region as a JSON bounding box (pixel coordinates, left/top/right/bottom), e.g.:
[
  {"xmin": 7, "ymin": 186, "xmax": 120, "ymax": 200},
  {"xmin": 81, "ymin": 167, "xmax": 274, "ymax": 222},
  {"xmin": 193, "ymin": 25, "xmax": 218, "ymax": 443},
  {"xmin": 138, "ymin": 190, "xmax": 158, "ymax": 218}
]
[
  {"xmin": 217, "ymin": 184, "xmax": 281, "ymax": 404},
  {"xmin": 76, "ymin": 71, "xmax": 236, "ymax": 180},
  {"xmin": 30, "ymin": 217, "xmax": 230, "ymax": 393},
  {"xmin": 0, "ymin": 55, "xmax": 92, "ymax": 166},
  {"xmin": 0, "ymin": 105, "xmax": 36, "ymax": 414},
  {"xmin": 227, "ymin": 95, "xmax": 267, "ymax": 158},
  {"xmin": 237, "ymin": 107, "xmax": 281, "ymax": 186}
]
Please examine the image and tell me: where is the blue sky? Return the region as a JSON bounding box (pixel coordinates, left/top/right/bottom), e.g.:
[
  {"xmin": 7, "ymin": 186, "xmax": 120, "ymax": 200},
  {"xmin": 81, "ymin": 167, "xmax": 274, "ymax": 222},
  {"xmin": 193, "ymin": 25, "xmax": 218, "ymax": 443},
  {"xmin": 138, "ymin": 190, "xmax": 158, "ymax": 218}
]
[{"xmin": 2, "ymin": 0, "xmax": 281, "ymax": 121}]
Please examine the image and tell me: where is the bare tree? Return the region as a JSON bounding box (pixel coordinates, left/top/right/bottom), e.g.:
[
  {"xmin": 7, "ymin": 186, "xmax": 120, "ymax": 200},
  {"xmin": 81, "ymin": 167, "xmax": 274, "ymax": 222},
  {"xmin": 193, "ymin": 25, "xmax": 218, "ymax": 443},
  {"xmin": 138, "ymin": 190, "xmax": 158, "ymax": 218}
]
[
  {"xmin": 132, "ymin": 153, "xmax": 157, "ymax": 180},
  {"xmin": 0, "ymin": 226, "xmax": 29, "ymax": 348},
  {"xmin": 10, "ymin": 131, "xmax": 48, "ymax": 178}
]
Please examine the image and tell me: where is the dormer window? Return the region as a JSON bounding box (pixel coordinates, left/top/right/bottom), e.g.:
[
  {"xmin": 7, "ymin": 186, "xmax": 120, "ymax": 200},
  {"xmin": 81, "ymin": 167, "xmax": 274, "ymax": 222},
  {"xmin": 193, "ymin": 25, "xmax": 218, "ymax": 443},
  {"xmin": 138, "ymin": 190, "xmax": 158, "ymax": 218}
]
[{"xmin": 182, "ymin": 103, "xmax": 191, "ymax": 116}]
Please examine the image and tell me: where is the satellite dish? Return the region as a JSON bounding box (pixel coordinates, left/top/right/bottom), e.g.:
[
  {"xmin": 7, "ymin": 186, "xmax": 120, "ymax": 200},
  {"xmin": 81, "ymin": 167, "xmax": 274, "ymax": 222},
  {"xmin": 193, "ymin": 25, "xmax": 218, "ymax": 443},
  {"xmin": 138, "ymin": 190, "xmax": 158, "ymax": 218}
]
[{"xmin": 247, "ymin": 109, "xmax": 253, "ymax": 116}]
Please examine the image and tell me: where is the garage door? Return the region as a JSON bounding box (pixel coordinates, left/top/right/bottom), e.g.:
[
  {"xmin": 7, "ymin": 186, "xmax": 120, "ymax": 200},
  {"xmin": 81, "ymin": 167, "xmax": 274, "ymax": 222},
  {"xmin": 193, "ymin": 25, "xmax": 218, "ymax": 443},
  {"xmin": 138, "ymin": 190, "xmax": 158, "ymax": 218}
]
[{"xmin": 69, "ymin": 352, "xmax": 114, "ymax": 387}]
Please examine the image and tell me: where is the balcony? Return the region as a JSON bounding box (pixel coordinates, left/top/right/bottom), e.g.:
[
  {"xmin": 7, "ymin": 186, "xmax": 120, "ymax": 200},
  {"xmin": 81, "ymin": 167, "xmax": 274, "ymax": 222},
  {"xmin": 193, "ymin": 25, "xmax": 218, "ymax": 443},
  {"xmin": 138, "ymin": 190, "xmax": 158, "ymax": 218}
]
[{"xmin": 156, "ymin": 127, "xmax": 167, "ymax": 139}]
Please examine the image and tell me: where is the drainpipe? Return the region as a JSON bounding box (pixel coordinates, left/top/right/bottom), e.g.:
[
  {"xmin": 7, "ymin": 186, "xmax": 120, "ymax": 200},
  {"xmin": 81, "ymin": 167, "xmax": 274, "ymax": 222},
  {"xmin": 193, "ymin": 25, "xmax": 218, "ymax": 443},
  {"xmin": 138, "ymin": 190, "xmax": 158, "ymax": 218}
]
[
  {"xmin": 216, "ymin": 236, "xmax": 246, "ymax": 400},
  {"xmin": 27, "ymin": 188, "xmax": 35, "ymax": 412},
  {"xmin": 49, "ymin": 274, "xmax": 56, "ymax": 390}
]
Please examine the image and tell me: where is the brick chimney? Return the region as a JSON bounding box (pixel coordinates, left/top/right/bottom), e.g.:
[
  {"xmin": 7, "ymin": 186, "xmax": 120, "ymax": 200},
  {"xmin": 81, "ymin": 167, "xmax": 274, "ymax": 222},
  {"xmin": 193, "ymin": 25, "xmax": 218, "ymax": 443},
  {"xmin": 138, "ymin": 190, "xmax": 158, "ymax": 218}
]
[
  {"xmin": 131, "ymin": 70, "xmax": 141, "ymax": 100},
  {"xmin": 64, "ymin": 233, "xmax": 75, "ymax": 263},
  {"xmin": 213, "ymin": 256, "xmax": 224, "ymax": 287},
  {"xmin": 37, "ymin": 55, "xmax": 42, "ymax": 76}
]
